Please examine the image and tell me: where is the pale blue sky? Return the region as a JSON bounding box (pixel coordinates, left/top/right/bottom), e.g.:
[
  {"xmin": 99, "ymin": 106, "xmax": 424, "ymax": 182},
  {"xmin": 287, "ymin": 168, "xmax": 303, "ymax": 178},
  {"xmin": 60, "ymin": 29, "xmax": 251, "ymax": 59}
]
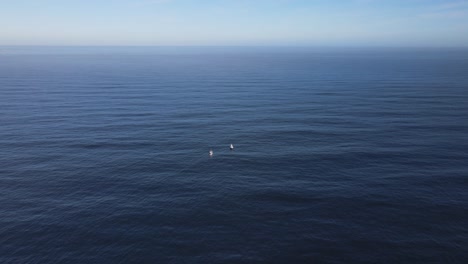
[{"xmin": 1, "ymin": 0, "xmax": 468, "ymax": 46}]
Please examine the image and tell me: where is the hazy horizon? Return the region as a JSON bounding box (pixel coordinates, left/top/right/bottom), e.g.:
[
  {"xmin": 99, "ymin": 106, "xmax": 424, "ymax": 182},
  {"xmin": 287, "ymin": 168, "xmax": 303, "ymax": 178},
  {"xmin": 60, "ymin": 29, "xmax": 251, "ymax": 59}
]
[{"xmin": 1, "ymin": 0, "xmax": 468, "ymax": 47}]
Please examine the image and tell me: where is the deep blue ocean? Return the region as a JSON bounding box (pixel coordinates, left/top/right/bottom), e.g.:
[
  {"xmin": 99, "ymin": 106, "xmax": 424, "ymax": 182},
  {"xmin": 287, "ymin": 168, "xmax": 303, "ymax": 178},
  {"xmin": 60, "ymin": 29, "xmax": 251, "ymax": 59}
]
[{"xmin": 1, "ymin": 47, "xmax": 467, "ymax": 263}]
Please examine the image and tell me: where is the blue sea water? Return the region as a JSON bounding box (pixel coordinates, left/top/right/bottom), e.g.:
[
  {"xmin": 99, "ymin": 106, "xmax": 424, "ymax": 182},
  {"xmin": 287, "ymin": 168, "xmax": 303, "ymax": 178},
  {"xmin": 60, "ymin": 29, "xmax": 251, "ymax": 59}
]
[{"xmin": 0, "ymin": 46, "xmax": 467, "ymax": 263}]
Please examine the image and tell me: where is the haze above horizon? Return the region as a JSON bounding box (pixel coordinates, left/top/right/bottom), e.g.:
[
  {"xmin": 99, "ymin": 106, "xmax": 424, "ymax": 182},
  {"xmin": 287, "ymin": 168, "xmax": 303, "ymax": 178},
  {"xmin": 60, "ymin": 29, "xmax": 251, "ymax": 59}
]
[{"xmin": 1, "ymin": 0, "xmax": 468, "ymax": 47}]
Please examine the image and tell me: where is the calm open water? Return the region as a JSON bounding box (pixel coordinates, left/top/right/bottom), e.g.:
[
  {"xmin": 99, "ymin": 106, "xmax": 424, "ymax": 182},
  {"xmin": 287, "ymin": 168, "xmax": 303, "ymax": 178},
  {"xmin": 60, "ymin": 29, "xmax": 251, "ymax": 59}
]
[{"xmin": 1, "ymin": 47, "xmax": 467, "ymax": 263}]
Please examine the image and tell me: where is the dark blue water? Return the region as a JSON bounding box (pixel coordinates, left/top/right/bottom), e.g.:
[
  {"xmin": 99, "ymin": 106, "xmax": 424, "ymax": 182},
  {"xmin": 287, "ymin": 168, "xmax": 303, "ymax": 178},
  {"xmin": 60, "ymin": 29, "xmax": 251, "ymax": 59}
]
[{"xmin": 1, "ymin": 47, "xmax": 467, "ymax": 263}]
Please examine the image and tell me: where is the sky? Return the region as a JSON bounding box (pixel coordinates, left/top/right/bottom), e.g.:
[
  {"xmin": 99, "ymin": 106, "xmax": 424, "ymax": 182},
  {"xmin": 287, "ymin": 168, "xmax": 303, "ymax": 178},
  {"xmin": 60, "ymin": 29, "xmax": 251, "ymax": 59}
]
[{"xmin": 1, "ymin": 0, "xmax": 468, "ymax": 47}]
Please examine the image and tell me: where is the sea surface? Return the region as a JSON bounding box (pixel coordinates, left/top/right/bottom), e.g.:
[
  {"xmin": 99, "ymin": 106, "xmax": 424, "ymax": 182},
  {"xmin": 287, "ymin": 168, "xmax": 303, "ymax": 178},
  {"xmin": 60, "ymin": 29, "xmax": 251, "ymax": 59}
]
[{"xmin": 1, "ymin": 46, "xmax": 467, "ymax": 263}]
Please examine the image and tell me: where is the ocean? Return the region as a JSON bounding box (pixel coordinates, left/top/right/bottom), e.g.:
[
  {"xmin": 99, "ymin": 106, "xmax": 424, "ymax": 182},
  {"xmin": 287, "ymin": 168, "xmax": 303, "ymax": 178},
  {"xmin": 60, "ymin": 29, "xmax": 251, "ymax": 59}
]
[{"xmin": 1, "ymin": 47, "xmax": 467, "ymax": 263}]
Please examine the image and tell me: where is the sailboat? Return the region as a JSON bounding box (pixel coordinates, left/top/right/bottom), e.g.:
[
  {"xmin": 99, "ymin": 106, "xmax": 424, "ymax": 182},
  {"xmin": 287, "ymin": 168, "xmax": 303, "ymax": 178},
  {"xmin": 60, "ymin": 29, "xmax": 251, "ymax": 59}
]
[{"xmin": 230, "ymin": 144, "xmax": 234, "ymax": 150}]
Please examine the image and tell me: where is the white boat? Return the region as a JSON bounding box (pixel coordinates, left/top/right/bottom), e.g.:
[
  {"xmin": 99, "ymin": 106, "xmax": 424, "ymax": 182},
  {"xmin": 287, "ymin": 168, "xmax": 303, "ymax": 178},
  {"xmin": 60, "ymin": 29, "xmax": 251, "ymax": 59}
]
[
  {"xmin": 209, "ymin": 150, "xmax": 213, "ymax": 156},
  {"xmin": 230, "ymin": 144, "xmax": 234, "ymax": 150}
]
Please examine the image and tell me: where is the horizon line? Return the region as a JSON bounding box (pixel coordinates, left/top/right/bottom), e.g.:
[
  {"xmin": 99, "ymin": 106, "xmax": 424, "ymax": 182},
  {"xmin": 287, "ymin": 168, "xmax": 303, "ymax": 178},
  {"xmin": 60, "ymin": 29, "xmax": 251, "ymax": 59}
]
[{"xmin": 1, "ymin": 45, "xmax": 468, "ymax": 49}]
